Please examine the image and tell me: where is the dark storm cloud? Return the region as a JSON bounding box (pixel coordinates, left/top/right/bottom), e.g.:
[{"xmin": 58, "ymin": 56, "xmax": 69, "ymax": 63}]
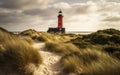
[
  {"xmin": 0, "ymin": 0, "xmax": 36, "ymax": 9},
  {"xmin": 0, "ymin": 0, "xmax": 98, "ymax": 25},
  {"xmin": 0, "ymin": 13, "xmax": 17, "ymax": 23},
  {"xmin": 0, "ymin": 0, "xmax": 56, "ymax": 26},
  {"xmin": 0, "ymin": 10, "xmax": 40, "ymax": 25},
  {"xmin": 0, "ymin": 0, "xmax": 56, "ymax": 9},
  {"xmin": 23, "ymin": 8, "xmax": 57, "ymax": 20}
]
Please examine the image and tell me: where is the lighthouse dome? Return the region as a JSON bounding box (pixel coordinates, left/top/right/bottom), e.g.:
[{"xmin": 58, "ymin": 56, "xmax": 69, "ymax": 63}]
[
  {"xmin": 58, "ymin": 10, "xmax": 63, "ymax": 17},
  {"xmin": 59, "ymin": 10, "xmax": 62, "ymax": 13}
]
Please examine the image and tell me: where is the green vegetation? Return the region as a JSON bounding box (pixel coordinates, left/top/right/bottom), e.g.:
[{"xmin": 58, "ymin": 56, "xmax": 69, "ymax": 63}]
[
  {"xmin": 0, "ymin": 28, "xmax": 42, "ymax": 75},
  {"xmin": 82, "ymin": 28, "xmax": 120, "ymax": 45},
  {"xmin": 69, "ymin": 37, "xmax": 92, "ymax": 48},
  {"xmin": 86, "ymin": 32, "xmax": 110, "ymax": 44},
  {"xmin": 98, "ymin": 28, "xmax": 120, "ymax": 35},
  {"xmin": 110, "ymin": 34, "xmax": 120, "ymax": 44},
  {"xmin": 103, "ymin": 45, "xmax": 120, "ymax": 59}
]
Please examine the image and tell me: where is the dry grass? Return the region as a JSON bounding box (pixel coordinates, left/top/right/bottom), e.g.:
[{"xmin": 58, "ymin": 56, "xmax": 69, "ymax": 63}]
[
  {"xmin": 44, "ymin": 39, "xmax": 120, "ymax": 75},
  {"xmin": 22, "ymin": 37, "xmax": 34, "ymax": 45},
  {"xmin": 44, "ymin": 42, "xmax": 80, "ymax": 55},
  {"xmin": 3, "ymin": 28, "xmax": 120, "ymax": 75},
  {"xmin": 44, "ymin": 28, "xmax": 120, "ymax": 75},
  {"xmin": 61, "ymin": 49, "xmax": 120, "ymax": 75},
  {"xmin": 20, "ymin": 29, "xmax": 75, "ymax": 42},
  {"xmin": 0, "ymin": 28, "xmax": 42, "ymax": 75}
]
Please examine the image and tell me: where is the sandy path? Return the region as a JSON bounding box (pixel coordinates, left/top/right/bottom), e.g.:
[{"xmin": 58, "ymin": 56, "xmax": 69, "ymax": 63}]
[{"xmin": 33, "ymin": 43, "xmax": 62, "ymax": 75}]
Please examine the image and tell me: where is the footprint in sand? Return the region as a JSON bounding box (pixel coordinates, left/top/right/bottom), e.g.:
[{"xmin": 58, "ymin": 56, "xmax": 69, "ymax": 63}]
[
  {"xmin": 49, "ymin": 57, "xmax": 55, "ymax": 64},
  {"xmin": 43, "ymin": 67, "xmax": 50, "ymax": 75}
]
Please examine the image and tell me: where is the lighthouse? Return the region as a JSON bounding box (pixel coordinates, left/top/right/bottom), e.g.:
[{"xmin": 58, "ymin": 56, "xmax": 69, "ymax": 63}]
[
  {"xmin": 58, "ymin": 10, "xmax": 63, "ymax": 28},
  {"xmin": 47, "ymin": 10, "xmax": 65, "ymax": 33}
]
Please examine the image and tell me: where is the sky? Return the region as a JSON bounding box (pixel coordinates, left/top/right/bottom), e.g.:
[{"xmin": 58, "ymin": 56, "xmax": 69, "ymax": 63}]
[{"xmin": 0, "ymin": 0, "xmax": 120, "ymax": 32}]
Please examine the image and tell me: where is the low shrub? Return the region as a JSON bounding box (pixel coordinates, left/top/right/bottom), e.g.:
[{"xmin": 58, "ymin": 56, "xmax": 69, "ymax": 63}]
[
  {"xmin": 103, "ymin": 45, "xmax": 120, "ymax": 53},
  {"xmin": 98, "ymin": 28, "xmax": 120, "ymax": 35},
  {"xmin": 82, "ymin": 29, "xmax": 120, "ymax": 45},
  {"xmin": 103, "ymin": 45, "xmax": 120, "ymax": 59},
  {"xmin": 88, "ymin": 33, "xmax": 110, "ymax": 45},
  {"xmin": 70, "ymin": 37, "xmax": 91, "ymax": 48},
  {"xmin": 110, "ymin": 34, "xmax": 120, "ymax": 44}
]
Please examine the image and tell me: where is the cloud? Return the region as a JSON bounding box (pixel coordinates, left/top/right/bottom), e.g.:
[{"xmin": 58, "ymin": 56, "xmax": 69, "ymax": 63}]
[
  {"xmin": 23, "ymin": 8, "xmax": 57, "ymax": 20},
  {"xmin": 103, "ymin": 16, "xmax": 120, "ymax": 22},
  {"xmin": 71, "ymin": 1, "xmax": 98, "ymax": 14},
  {"xmin": 52, "ymin": 2, "xmax": 71, "ymax": 9},
  {"xmin": 0, "ymin": 0, "xmax": 56, "ymax": 9},
  {"xmin": 0, "ymin": 7, "xmax": 41, "ymax": 26},
  {"xmin": 0, "ymin": 12, "xmax": 40, "ymax": 23},
  {"xmin": 106, "ymin": 0, "xmax": 120, "ymax": 2},
  {"xmin": 98, "ymin": 1, "xmax": 120, "ymax": 12},
  {"xmin": 0, "ymin": 0, "xmax": 120, "ymax": 31},
  {"xmin": 23, "ymin": 1, "xmax": 98, "ymax": 19}
]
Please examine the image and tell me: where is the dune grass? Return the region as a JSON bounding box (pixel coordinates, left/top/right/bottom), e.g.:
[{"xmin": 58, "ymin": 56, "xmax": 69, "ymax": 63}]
[
  {"xmin": 20, "ymin": 29, "xmax": 75, "ymax": 42},
  {"xmin": 45, "ymin": 40, "xmax": 120, "ymax": 75},
  {"xmin": 44, "ymin": 28, "xmax": 120, "ymax": 75},
  {"xmin": 21, "ymin": 37, "xmax": 34, "ymax": 45},
  {"xmin": 44, "ymin": 42, "xmax": 80, "ymax": 55},
  {"xmin": 8, "ymin": 28, "xmax": 120, "ymax": 75},
  {"xmin": 61, "ymin": 49, "xmax": 120, "ymax": 75},
  {"xmin": 0, "ymin": 28, "xmax": 42, "ymax": 75}
]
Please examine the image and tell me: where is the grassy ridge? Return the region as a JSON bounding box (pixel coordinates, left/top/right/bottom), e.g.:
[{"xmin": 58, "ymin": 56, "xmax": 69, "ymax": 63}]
[
  {"xmin": 20, "ymin": 29, "xmax": 76, "ymax": 42},
  {"xmin": 0, "ymin": 28, "xmax": 42, "ymax": 75},
  {"xmin": 69, "ymin": 29, "xmax": 120, "ymax": 59}
]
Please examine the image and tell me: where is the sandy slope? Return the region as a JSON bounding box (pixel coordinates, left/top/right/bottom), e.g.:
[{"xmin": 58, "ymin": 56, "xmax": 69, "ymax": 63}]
[{"xmin": 33, "ymin": 43, "xmax": 62, "ymax": 75}]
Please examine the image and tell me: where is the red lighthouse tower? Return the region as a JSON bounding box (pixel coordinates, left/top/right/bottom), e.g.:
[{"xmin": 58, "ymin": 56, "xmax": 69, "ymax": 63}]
[
  {"xmin": 47, "ymin": 10, "xmax": 65, "ymax": 33},
  {"xmin": 58, "ymin": 10, "xmax": 63, "ymax": 28}
]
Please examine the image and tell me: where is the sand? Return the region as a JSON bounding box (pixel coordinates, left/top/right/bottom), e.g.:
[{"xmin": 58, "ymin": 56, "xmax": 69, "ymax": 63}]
[{"xmin": 33, "ymin": 43, "xmax": 62, "ymax": 75}]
